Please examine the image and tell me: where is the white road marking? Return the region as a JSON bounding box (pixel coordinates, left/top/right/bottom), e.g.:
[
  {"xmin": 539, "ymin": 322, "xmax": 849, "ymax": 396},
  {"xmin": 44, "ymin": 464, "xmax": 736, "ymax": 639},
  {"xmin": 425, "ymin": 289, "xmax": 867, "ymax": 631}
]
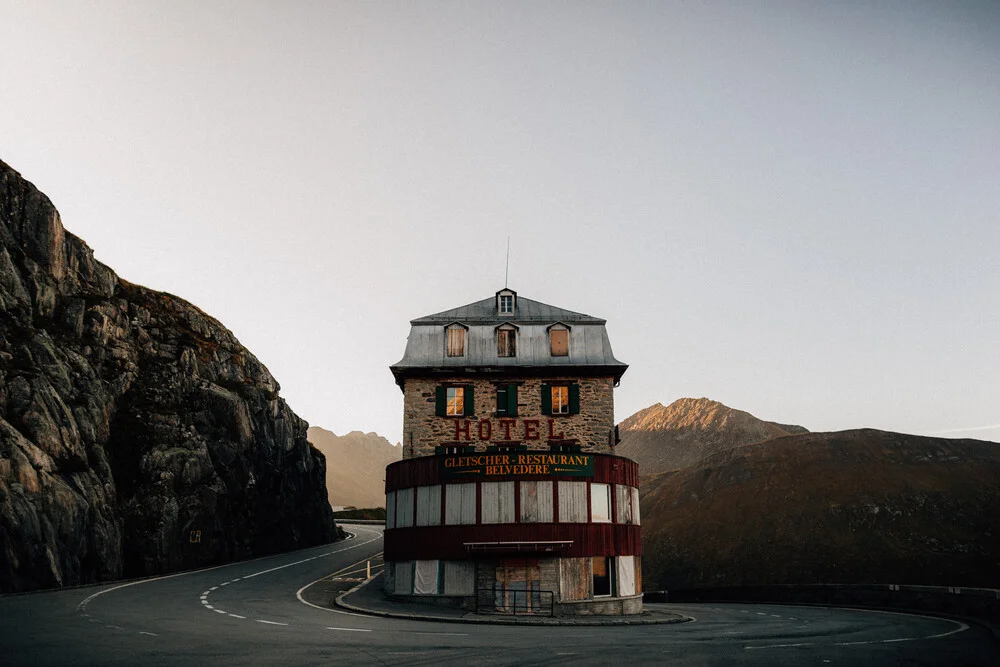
[
  {"xmin": 255, "ymin": 620, "xmax": 288, "ymax": 626},
  {"xmin": 213, "ymin": 609, "xmax": 227, "ymax": 614},
  {"xmin": 326, "ymin": 627, "xmax": 372, "ymax": 632},
  {"xmin": 204, "ymin": 604, "xmax": 213, "ymax": 610},
  {"xmin": 220, "ymin": 582, "xmax": 229, "ymax": 586},
  {"xmin": 210, "ymin": 587, "xmax": 217, "ymax": 591},
  {"xmin": 228, "ymin": 614, "xmax": 246, "ymax": 619},
  {"xmin": 138, "ymin": 631, "xmax": 158, "ymax": 636},
  {"xmin": 107, "ymin": 625, "xmax": 124, "ymax": 630},
  {"xmin": 746, "ymin": 642, "xmax": 814, "ymax": 650},
  {"xmin": 294, "ymin": 528, "xmax": 385, "ymax": 618}
]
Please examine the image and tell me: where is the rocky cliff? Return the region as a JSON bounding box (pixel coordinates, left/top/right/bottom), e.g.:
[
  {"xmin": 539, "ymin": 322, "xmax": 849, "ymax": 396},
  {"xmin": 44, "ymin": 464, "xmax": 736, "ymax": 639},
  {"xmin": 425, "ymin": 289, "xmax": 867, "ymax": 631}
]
[
  {"xmin": 617, "ymin": 397, "xmax": 807, "ymax": 475},
  {"xmin": 0, "ymin": 160, "xmax": 338, "ymax": 593},
  {"xmin": 307, "ymin": 427, "xmax": 400, "ymax": 509},
  {"xmin": 640, "ymin": 429, "xmax": 1000, "ymax": 590}
]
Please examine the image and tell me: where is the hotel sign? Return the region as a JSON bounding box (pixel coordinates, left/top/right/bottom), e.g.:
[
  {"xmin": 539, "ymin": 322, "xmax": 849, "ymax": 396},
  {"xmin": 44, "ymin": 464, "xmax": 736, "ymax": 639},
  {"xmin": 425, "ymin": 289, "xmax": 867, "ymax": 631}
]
[{"xmin": 441, "ymin": 453, "xmax": 595, "ymax": 479}]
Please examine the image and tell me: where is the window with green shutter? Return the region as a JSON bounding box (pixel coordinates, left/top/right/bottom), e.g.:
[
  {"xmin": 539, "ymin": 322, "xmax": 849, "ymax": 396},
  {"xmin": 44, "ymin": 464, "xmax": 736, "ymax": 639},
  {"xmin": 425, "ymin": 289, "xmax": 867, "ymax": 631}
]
[
  {"xmin": 437, "ymin": 385, "xmax": 473, "ymax": 417},
  {"xmin": 463, "ymin": 385, "xmax": 475, "ymax": 416},
  {"xmin": 542, "ymin": 383, "xmax": 580, "ymax": 416},
  {"xmin": 496, "ymin": 384, "xmax": 518, "ymax": 417}
]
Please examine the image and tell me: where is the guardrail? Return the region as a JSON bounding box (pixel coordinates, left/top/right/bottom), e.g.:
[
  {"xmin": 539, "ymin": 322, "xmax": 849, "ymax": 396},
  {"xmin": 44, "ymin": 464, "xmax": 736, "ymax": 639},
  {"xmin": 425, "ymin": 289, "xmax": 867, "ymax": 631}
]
[
  {"xmin": 334, "ymin": 519, "xmax": 386, "ymax": 525},
  {"xmin": 476, "ymin": 588, "xmax": 555, "ymax": 617},
  {"xmin": 647, "ymin": 584, "xmax": 1000, "ymax": 627}
]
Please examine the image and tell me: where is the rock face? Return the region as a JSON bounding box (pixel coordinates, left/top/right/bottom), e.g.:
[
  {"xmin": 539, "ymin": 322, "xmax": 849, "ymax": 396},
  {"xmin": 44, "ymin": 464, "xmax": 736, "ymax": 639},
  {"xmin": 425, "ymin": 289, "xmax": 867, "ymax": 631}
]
[
  {"xmin": 640, "ymin": 429, "xmax": 1000, "ymax": 590},
  {"xmin": 616, "ymin": 397, "xmax": 807, "ymax": 475},
  {"xmin": 307, "ymin": 427, "xmax": 400, "ymax": 509},
  {"xmin": 0, "ymin": 160, "xmax": 338, "ymax": 593}
]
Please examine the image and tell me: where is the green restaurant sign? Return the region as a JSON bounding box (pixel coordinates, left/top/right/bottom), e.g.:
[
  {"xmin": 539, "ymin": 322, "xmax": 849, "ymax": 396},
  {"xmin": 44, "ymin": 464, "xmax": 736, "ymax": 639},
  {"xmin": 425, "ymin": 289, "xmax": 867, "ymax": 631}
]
[{"xmin": 441, "ymin": 453, "xmax": 595, "ymax": 479}]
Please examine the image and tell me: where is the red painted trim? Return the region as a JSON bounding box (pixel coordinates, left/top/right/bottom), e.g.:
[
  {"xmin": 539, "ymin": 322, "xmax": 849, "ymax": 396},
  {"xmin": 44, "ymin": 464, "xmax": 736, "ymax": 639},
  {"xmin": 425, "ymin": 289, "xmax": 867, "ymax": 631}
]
[{"xmin": 384, "ymin": 523, "xmax": 641, "ymax": 561}]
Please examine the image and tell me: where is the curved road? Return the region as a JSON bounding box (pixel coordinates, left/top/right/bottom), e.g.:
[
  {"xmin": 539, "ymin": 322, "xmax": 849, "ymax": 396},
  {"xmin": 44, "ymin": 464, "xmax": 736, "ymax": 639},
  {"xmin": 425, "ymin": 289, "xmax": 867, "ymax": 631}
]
[{"xmin": 2, "ymin": 525, "xmax": 996, "ymax": 666}]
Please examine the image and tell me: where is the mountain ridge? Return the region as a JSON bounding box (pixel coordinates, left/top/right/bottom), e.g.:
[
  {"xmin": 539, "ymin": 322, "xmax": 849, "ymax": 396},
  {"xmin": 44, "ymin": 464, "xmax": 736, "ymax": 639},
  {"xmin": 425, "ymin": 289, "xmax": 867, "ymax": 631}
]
[
  {"xmin": 308, "ymin": 426, "xmax": 400, "ymax": 509},
  {"xmin": 616, "ymin": 397, "xmax": 807, "ymax": 474}
]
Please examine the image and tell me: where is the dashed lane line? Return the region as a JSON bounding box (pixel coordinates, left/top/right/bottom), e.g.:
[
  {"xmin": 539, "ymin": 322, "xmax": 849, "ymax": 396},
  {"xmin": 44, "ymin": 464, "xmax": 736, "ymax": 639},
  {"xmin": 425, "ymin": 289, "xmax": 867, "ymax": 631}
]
[
  {"xmin": 199, "ymin": 529, "xmax": 383, "ymax": 624},
  {"xmin": 78, "ymin": 529, "xmax": 382, "ymax": 636}
]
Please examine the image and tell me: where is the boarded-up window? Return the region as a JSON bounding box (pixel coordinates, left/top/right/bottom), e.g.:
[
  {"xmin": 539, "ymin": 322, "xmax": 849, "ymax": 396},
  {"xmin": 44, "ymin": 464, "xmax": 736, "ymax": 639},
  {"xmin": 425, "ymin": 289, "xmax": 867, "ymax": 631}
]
[
  {"xmin": 616, "ymin": 556, "xmax": 636, "ymax": 596},
  {"xmin": 494, "ymin": 559, "xmax": 541, "ymax": 613},
  {"xmin": 557, "ymin": 481, "xmax": 587, "ymax": 523},
  {"xmin": 616, "ymin": 485, "xmax": 633, "ymax": 524},
  {"xmin": 415, "ymin": 485, "xmax": 441, "ymax": 526},
  {"xmin": 631, "ymin": 487, "xmax": 641, "ymax": 526},
  {"xmin": 395, "ymin": 561, "xmax": 413, "ymax": 595},
  {"xmin": 559, "ymin": 558, "xmax": 589, "ymax": 601},
  {"xmin": 482, "ymin": 481, "xmax": 515, "ymax": 524},
  {"xmin": 443, "ymin": 561, "xmax": 475, "ymax": 595},
  {"xmin": 591, "ymin": 483, "xmax": 611, "ymax": 523},
  {"xmin": 634, "ymin": 556, "xmax": 642, "ymax": 595},
  {"xmin": 414, "ymin": 560, "xmax": 440, "ymax": 595},
  {"xmin": 592, "ymin": 556, "xmax": 613, "ymax": 597},
  {"xmin": 445, "ymin": 483, "xmax": 477, "ymax": 525},
  {"xmin": 446, "ymin": 325, "xmax": 466, "ymax": 357},
  {"xmin": 549, "ymin": 327, "xmax": 568, "ymax": 356},
  {"xmin": 520, "ymin": 481, "xmax": 553, "ymax": 523},
  {"xmin": 385, "ymin": 490, "xmax": 396, "ymax": 529},
  {"xmin": 497, "ymin": 326, "xmax": 516, "ymax": 357},
  {"xmin": 396, "ymin": 487, "xmax": 414, "ymax": 528}
]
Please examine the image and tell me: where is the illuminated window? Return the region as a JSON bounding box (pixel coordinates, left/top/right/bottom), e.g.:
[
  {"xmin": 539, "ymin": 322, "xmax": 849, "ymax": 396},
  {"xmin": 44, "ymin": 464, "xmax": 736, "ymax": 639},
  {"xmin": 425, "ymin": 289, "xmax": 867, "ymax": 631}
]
[
  {"xmin": 552, "ymin": 386, "xmax": 569, "ymax": 414},
  {"xmin": 541, "ymin": 383, "xmax": 580, "ymax": 416},
  {"xmin": 446, "ymin": 387, "xmax": 464, "ymax": 416},
  {"xmin": 436, "ymin": 385, "xmax": 474, "ymax": 417}
]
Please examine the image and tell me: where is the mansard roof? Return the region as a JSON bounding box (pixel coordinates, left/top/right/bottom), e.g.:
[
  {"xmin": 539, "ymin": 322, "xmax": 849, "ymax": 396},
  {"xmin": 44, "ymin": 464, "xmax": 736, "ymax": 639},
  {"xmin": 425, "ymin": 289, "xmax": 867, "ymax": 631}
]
[
  {"xmin": 411, "ymin": 295, "xmax": 606, "ymax": 326},
  {"xmin": 391, "ymin": 290, "xmax": 627, "ymax": 386}
]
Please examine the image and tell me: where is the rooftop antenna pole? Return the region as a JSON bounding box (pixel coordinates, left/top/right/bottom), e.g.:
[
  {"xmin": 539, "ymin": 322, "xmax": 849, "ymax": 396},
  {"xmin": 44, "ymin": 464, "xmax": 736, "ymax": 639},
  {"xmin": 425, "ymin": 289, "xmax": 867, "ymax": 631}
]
[{"xmin": 505, "ymin": 236, "xmax": 510, "ymax": 288}]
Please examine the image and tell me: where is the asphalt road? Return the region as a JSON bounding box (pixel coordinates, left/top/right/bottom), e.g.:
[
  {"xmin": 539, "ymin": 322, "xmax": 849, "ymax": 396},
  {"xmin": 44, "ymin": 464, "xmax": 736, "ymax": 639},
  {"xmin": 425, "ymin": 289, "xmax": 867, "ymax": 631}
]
[{"xmin": 2, "ymin": 524, "xmax": 997, "ymax": 666}]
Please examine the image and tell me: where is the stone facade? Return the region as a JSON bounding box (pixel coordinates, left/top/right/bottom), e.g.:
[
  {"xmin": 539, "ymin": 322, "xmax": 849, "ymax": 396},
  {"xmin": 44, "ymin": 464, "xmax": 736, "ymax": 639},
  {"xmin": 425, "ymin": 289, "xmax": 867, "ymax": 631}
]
[{"xmin": 401, "ymin": 376, "xmax": 615, "ymax": 458}]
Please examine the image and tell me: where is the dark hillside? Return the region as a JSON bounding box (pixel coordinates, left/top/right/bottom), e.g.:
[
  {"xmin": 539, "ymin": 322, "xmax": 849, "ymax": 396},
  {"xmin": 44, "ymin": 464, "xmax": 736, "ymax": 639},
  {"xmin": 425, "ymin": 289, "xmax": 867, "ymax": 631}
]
[{"xmin": 640, "ymin": 429, "xmax": 1000, "ymax": 590}]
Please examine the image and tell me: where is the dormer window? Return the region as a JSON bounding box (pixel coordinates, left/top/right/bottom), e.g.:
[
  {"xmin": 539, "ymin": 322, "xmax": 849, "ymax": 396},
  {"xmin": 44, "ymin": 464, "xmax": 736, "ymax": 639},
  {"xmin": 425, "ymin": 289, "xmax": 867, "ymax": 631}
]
[
  {"xmin": 497, "ymin": 324, "xmax": 517, "ymax": 357},
  {"xmin": 445, "ymin": 323, "xmax": 467, "ymax": 357},
  {"xmin": 496, "ymin": 288, "xmax": 516, "ymax": 316},
  {"xmin": 548, "ymin": 323, "xmax": 569, "ymax": 357}
]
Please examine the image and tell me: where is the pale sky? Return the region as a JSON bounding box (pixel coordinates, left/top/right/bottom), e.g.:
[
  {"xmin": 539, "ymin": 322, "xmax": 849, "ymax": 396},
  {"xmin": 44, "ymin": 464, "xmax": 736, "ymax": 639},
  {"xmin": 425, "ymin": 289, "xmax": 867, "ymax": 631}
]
[{"xmin": 3, "ymin": 1, "xmax": 998, "ymax": 444}]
